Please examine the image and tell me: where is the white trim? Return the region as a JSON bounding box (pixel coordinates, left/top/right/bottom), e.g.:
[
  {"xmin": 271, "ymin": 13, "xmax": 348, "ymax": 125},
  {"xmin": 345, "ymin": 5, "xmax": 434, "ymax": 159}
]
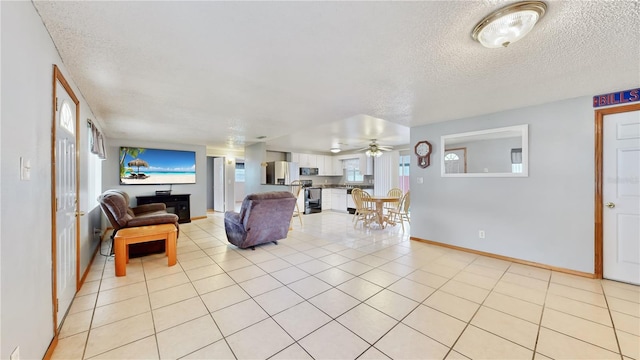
[{"xmin": 441, "ymin": 124, "xmax": 529, "ymax": 178}]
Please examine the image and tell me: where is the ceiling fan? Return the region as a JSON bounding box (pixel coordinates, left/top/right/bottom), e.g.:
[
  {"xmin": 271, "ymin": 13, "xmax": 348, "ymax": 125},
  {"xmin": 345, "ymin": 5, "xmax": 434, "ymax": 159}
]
[{"xmin": 358, "ymin": 139, "xmax": 392, "ymax": 157}]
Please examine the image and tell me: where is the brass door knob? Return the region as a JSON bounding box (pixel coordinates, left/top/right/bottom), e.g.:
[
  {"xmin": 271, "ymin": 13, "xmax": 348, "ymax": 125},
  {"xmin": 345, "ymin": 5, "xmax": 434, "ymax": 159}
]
[{"xmin": 605, "ymin": 202, "xmax": 615, "ymax": 209}]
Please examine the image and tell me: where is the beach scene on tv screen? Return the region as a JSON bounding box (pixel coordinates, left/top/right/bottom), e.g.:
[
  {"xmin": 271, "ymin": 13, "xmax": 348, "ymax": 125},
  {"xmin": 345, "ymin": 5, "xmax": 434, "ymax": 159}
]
[{"xmin": 120, "ymin": 147, "xmax": 196, "ymax": 185}]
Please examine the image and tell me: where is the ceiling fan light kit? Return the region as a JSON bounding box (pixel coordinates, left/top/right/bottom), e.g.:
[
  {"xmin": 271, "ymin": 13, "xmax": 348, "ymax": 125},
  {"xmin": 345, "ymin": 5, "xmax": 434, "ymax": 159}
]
[
  {"xmin": 365, "ymin": 149, "xmax": 383, "ymax": 157},
  {"xmin": 472, "ymin": 1, "xmax": 546, "ymax": 48},
  {"xmin": 361, "ymin": 139, "xmax": 391, "ymax": 157}
]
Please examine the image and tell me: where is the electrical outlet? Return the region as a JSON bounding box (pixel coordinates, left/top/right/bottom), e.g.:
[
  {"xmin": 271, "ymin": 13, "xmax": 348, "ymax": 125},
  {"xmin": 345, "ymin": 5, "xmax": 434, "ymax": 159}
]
[
  {"xmin": 478, "ymin": 230, "xmax": 485, "ymax": 239},
  {"xmin": 10, "ymin": 346, "xmax": 20, "ymax": 360}
]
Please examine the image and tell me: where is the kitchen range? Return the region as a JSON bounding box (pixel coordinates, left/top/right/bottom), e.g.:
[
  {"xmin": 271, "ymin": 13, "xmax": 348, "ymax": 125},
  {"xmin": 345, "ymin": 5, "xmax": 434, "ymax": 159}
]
[{"xmin": 299, "ymin": 180, "xmax": 322, "ymax": 215}]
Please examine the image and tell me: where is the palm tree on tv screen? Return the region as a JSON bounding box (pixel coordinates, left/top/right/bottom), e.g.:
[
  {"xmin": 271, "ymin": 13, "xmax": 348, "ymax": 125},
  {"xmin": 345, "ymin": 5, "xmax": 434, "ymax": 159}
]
[{"xmin": 119, "ymin": 147, "xmax": 146, "ymax": 178}]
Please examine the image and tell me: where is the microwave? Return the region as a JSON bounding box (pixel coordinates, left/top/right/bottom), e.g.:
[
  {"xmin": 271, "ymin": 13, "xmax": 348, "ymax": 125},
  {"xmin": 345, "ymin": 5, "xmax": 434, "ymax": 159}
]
[{"xmin": 300, "ymin": 167, "xmax": 319, "ymax": 176}]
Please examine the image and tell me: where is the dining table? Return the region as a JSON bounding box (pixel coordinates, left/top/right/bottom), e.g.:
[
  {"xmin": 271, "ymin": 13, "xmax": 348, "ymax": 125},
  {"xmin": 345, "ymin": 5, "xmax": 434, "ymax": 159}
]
[{"xmin": 367, "ymin": 195, "xmax": 401, "ymax": 229}]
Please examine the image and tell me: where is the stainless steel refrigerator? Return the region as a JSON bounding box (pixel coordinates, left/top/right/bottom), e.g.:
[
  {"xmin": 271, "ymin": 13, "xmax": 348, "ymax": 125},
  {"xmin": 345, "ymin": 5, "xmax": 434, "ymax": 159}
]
[{"xmin": 266, "ymin": 161, "xmax": 299, "ymax": 185}]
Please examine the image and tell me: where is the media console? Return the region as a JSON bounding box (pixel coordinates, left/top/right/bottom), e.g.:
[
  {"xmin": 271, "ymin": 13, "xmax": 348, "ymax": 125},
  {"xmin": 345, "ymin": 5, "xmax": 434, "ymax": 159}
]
[{"xmin": 136, "ymin": 194, "xmax": 191, "ymax": 223}]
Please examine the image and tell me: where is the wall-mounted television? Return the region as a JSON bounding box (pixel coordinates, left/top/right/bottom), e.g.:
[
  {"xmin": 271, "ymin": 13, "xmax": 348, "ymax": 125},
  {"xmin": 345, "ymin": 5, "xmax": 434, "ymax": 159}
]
[{"xmin": 119, "ymin": 147, "xmax": 196, "ymax": 185}]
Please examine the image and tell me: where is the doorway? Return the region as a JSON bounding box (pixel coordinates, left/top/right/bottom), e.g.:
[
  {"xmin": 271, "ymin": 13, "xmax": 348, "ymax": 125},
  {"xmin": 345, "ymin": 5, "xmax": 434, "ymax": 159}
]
[
  {"xmin": 595, "ymin": 103, "xmax": 640, "ymax": 284},
  {"xmin": 51, "ymin": 65, "xmax": 80, "ymax": 330},
  {"xmin": 213, "ymin": 157, "xmax": 225, "ymax": 212}
]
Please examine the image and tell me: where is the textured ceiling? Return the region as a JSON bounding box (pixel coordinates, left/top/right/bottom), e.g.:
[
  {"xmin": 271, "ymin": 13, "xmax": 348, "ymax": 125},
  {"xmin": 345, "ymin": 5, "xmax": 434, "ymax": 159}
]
[{"xmin": 33, "ymin": 1, "xmax": 640, "ymax": 154}]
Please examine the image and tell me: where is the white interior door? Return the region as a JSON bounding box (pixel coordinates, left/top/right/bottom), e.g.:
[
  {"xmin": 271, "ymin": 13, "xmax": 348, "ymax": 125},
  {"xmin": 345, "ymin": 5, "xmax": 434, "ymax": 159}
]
[
  {"xmin": 603, "ymin": 109, "xmax": 640, "ymax": 285},
  {"xmin": 213, "ymin": 157, "xmax": 225, "ymax": 212},
  {"xmin": 55, "ymin": 81, "xmax": 78, "ymax": 326}
]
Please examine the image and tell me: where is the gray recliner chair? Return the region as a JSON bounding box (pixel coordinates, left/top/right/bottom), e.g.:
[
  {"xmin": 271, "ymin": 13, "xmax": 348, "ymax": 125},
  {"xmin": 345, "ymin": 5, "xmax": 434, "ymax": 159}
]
[{"xmin": 224, "ymin": 191, "xmax": 296, "ymax": 249}]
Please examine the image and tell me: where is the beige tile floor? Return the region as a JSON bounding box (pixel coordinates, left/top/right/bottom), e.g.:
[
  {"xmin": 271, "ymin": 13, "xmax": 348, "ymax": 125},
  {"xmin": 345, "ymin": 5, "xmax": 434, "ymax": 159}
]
[{"xmin": 52, "ymin": 211, "xmax": 640, "ymax": 359}]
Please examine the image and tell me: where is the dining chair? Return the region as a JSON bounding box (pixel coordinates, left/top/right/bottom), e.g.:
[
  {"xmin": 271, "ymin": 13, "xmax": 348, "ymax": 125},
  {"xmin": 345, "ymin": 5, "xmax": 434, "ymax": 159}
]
[
  {"xmin": 387, "ymin": 190, "xmax": 410, "ymax": 232},
  {"xmin": 351, "ymin": 188, "xmax": 374, "ymax": 228},
  {"xmin": 350, "ymin": 188, "xmax": 366, "ymax": 222},
  {"xmin": 289, "ymin": 180, "xmax": 303, "ymax": 227},
  {"xmin": 385, "ymin": 188, "xmax": 403, "ymax": 213},
  {"xmin": 362, "ymin": 190, "xmax": 375, "ymax": 211}
]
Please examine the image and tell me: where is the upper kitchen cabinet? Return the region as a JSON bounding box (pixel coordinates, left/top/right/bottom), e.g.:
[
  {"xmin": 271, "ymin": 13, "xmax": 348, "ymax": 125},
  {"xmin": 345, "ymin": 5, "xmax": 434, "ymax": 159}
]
[
  {"xmin": 360, "ymin": 155, "xmax": 373, "ymax": 176},
  {"xmin": 290, "ymin": 152, "xmax": 299, "ymax": 164},
  {"xmin": 332, "ymin": 157, "xmax": 344, "ymax": 176},
  {"xmin": 316, "ymin": 156, "xmax": 325, "ymax": 175},
  {"xmin": 299, "ymin": 153, "xmax": 309, "ymax": 167},
  {"xmin": 325, "ymin": 156, "xmax": 340, "ymax": 176},
  {"xmin": 290, "ymin": 152, "xmax": 343, "ymax": 176}
]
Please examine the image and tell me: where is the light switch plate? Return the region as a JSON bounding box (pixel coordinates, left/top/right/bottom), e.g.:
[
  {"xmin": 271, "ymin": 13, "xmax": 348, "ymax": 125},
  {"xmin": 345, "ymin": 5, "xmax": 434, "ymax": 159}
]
[{"xmin": 20, "ymin": 157, "xmax": 31, "ymax": 181}]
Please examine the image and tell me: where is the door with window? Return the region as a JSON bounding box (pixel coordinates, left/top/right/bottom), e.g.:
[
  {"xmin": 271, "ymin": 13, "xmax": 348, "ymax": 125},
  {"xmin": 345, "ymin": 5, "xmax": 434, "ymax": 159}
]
[
  {"xmin": 444, "ymin": 148, "xmax": 467, "ymax": 174},
  {"xmin": 602, "ymin": 107, "xmax": 640, "ymax": 285},
  {"xmin": 53, "ymin": 68, "xmax": 80, "ymax": 328}
]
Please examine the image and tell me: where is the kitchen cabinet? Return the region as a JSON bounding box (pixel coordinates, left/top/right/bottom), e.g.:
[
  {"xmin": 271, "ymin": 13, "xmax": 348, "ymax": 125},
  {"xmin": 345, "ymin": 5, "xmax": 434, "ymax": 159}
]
[
  {"xmin": 290, "ymin": 152, "xmax": 343, "ymax": 176},
  {"xmin": 359, "ymin": 155, "xmax": 374, "ymax": 176},
  {"xmin": 324, "ymin": 156, "xmax": 334, "ymax": 176},
  {"xmin": 318, "ymin": 155, "xmax": 338, "ymax": 176},
  {"xmin": 297, "ymin": 153, "xmax": 319, "ymax": 168},
  {"xmin": 322, "ymin": 189, "xmax": 331, "ymax": 209},
  {"xmin": 317, "ymin": 155, "xmax": 325, "ymax": 175},
  {"xmin": 290, "ymin": 152, "xmax": 300, "ymax": 164},
  {"xmin": 331, "ymin": 189, "xmax": 347, "ymax": 212},
  {"xmin": 326, "ymin": 156, "xmax": 342, "ymax": 176},
  {"xmin": 332, "ymin": 157, "xmax": 344, "ymax": 176},
  {"xmin": 346, "ymin": 192, "xmax": 355, "ymax": 210},
  {"xmin": 298, "ymin": 153, "xmax": 309, "ymax": 167},
  {"xmin": 308, "ymin": 155, "xmax": 318, "ymax": 168}
]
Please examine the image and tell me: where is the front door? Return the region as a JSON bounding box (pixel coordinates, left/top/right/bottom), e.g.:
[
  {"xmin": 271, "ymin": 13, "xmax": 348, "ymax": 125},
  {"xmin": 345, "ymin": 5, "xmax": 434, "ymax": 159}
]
[
  {"xmin": 53, "ymin": 67, "xmax": 80, "ymax": 328},
  {"xmin": 602, "ymin": 107, "xmax": 640, "ymax": 285},
  {"xmin": 444, "ymin": 148, "xmax": 467, "ymax": 174}
]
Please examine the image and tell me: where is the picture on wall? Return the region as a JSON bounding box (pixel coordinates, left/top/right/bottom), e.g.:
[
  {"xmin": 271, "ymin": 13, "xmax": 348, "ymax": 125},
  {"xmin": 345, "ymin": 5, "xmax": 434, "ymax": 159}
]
[{"xmin": 119, "ymin": 147, "xmax": 196, "ymax": 185}]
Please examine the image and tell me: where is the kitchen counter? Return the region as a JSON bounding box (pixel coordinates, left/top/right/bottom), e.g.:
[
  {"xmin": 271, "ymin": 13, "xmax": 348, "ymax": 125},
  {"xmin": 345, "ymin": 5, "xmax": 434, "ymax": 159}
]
[{"xmin": 317, "ymin": 184, "xmax": 373, "ymax": 190}]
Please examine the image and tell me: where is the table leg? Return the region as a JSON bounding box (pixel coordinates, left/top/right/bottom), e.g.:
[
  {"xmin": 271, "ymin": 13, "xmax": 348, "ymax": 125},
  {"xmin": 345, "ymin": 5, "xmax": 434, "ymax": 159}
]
[
  {"xmin": 375, "ymin": 200, "xmax": 386, "ymax": 229},
  {"xmin": 166, "ymin": 230, "xmax": 177, "ymax": 266},
  {"xmin": 115, "ymin": 236, "xmax": 127, "ymax": 276}
]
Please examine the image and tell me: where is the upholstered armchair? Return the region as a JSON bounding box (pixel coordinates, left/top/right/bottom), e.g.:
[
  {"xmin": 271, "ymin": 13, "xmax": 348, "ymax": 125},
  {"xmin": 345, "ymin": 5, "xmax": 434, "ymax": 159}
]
[
  {"xmin": 98, "ymin": 190, "xmax": 179, "ymax": 256},
  {"xmin": 224, "ymin": 191, "xmax": 297, "ymax": 249},
  {"xmin": 98, "ymin": 190, "xmax": 179, "ymax": 233}
]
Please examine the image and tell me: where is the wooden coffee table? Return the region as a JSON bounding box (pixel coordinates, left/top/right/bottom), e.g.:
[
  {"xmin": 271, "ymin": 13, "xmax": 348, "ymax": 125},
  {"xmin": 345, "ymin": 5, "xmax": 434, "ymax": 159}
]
[{"xmin": 114, "ymin": 224, "xmax": 177, "ymax": 276}]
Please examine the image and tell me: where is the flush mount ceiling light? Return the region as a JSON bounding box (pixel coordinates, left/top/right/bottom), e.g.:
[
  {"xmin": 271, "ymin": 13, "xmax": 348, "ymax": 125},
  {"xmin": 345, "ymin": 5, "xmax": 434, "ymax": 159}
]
[
  {"xmin": 472, "ymin": 1, "xmax": 547, "ymax": 48},
  {"xmin": 330, "ymin": 147, "xmax": 341, "ymax": 153}
]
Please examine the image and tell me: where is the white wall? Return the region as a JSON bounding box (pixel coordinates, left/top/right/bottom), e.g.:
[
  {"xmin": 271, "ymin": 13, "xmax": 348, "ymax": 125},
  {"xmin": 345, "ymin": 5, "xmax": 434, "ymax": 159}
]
[
  {"xmin": 1, "ymin": 2, "xmax": 102, "ymax": 358},
  {"xmin": 101, "ymin": 140, "xmax": 208, "ymax": 218},
  {"xmin": 411, "ymin": 96, "xmax": 595, "ymax": 273},
  {"xmin": 244, "ymin": 142, "xmax": 267, "ymax": 195},
  {"xmin": 235, "ymin": 182, "xmax": 246, "ymax": 202}
]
